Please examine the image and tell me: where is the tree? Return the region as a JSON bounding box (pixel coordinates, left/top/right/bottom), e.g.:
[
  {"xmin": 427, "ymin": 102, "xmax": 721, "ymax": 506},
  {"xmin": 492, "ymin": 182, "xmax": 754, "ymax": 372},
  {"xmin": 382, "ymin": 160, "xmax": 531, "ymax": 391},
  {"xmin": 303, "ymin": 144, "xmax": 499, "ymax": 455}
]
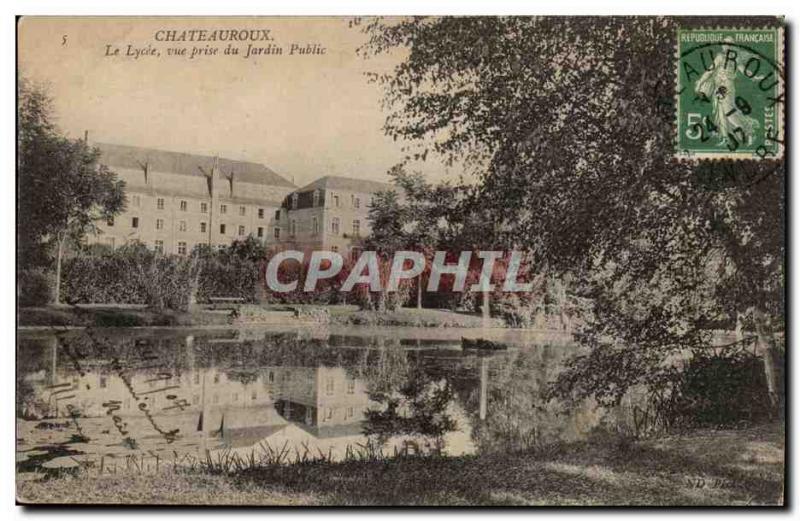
[
  {"xmin": 18, "ymin": 80, "xmax": 126, "ymax": 304},
  {"xmin": 359, "ymin": 17, "xmax": 784, "ymax": 410},
  {"xmin": 363, "ymin": 186, "xmax": 407, "ymax": 311}
]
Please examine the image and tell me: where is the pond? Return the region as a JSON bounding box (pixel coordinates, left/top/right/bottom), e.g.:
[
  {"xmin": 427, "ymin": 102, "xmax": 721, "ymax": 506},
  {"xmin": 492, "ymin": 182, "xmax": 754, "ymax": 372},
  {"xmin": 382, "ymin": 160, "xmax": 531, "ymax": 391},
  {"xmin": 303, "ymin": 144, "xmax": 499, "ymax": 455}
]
[{"xmin": 16, "ymin": 326, "xmax": 620, "ymax": 477}]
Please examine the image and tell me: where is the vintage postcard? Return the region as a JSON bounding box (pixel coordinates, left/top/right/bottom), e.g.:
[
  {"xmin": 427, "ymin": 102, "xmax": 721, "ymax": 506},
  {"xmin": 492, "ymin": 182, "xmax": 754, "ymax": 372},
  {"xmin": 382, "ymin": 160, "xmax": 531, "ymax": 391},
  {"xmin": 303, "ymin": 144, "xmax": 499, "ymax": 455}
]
[{"xmin": 16, "ymin": 16, "xmax": 785, "ymax": 506}]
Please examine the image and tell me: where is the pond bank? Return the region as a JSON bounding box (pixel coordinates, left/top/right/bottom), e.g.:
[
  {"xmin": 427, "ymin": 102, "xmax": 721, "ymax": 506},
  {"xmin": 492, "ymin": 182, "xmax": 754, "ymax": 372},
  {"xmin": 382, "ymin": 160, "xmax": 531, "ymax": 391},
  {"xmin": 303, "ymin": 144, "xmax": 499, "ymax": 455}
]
[
  {"xmin": 17, "ymin": 423, "xmax": 784, "ymax": 506},
  {"xmin": 17, "ymin": 305, "xmax": 510, "ymax": 330}
]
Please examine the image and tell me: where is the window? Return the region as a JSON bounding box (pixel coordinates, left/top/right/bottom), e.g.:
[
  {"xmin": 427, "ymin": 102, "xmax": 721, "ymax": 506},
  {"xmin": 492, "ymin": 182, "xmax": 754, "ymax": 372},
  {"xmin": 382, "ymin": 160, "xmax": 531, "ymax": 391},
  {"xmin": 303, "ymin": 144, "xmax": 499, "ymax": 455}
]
[
  {"xmin": 325, "ymin": 377, "xmax": 335, "ymax": 396},
  {"xmin": 132, "ymin": 217, "xmax": 139, "ymax": 228},
  {"xmin": 312, "ymin": 217, "xmax": 319, "ymax": 236},
  {"xmin": 257, "ymin": 227, "xmax": 264, "ymax": 238},
  {"xmin": 132, "ymin": 195, "xmax": 141, "ymax": 207},
  {"xmin": 347, "ymin": 379, "xmax": 355, "ymax": 394},
  {"xmin": 220, "ymin": 204, "xmax": 227, "ymax": 214},
  {"xmin": 275, "ymin": 210, "xmax": 281, "ymax": 221},
  {"xmin": 157, "ymin": 198, "xmax": 164, "ymax": 210},
  {"xmin": 251, "ymin": 391, "xmax": 257, "ymax": 401},
  {"xmin": 233, "ymin": 393, "xmax": 239, "ymax": 402},
  {"xmin": 192, "ymin": 395, "xmax": 199, "ymax": 405},
  {"xmin": 193, "ymin": 373, "xmax": 200, "ymax": 384},
  {"xmin": 325, "ymin": 408, "xmax": 334, "ymax": 421},
  {"xmin": 313, "ymin": 190, "xmax": 320, "ymax": 207},
  {"xmin": 156, "ymin": 219, "xmax": 164, "ymax": 230},
  {"xmin": 213, "ymin": 374, "xmax": 220, "ymax": 384},
  {"xmin": 331, "ymin": 217, "xmax": 340, "ymax": 235},
  {"xmin": 177, "ymin": 241, "xmax": 187, "ymax": 255},
  {"xmin": 274, "ymin": 228, "xmax": 281, "ymax": 239},
  {"xmin": 331, "ymin": 245, "xmax": 338, "ymax": 252},
  {"xmin": 351, "ymin": 248, "xmax": 361, "ymax": 263},
  {"xmin": 200, "ymin": 222, "xmax": 207, "ymax": 233},
  {"xmin": 333, "ymin": 194, "xmax": 340, "ymax": 207},
  {"xmin": 239, "ymin": 206, "xmax": 246, "ymax": 216},
  {"xmin": 268, "ymin": 371, "xmax": 275, "ymax": 383},
  {"xmin": 106, "ymin": 216, "xmax": 114, "ymax": 226},
  {"xmin": 154, "ymin": 240, "xmax": 164, "ymax": 253},
  {"xmin": 290, "ymin": 220, "xmax": 296, "ymax": 237},
  {"xmin": 352, "ymin": 219, "xmax": 360, "ymax": 236},
  {"xmin": 180, "ymin": 200, "xmax": 187, "ymax": 211},
  {"xmin": 346, "ymin": 407, "xmax": 354, "ymax": 419},
  {"xmin": 238, "ymin": 225, "xmax": 245, "ymax": 236},
  {"xmin": 200, "ymin": 202, "xmax": 208, "ymax": 213},
  {"xmin": 291, "ymin": 193, "xmax": 298, "ymax": 209},
  {"xmin": 220, "ymin": 224, "xmax": 226, "ymax": 234},
  {"xmin": 100, "ymin": 377, "xmax": 107, "ymax": 388},
  {"xmin": 355, "ymin": 197, "xmax": 361, "ymax": 209},
  {"xmin": 179, "ymin": 220, "xmax": 187, "ymax": 232}
]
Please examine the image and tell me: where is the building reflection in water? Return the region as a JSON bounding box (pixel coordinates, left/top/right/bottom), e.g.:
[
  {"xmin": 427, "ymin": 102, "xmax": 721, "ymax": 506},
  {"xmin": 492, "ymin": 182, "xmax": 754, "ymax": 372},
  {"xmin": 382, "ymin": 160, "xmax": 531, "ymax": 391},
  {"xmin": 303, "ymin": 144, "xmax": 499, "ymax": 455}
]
[{"xmin": 17, "ymin": 331, "xmax": 482, "ymax": 468}]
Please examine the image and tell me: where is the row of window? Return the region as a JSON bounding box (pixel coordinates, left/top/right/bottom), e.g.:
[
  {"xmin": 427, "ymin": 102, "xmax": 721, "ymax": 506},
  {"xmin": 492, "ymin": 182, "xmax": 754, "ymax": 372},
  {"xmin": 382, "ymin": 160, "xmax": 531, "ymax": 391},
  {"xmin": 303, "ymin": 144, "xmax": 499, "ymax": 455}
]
[
  {"xmin": 284, "ymin": 218, "xmax": 360, "ymax": 238},
  {"xmin": 324, "ymin": 377, "xmax": 356, "ymax": 396},
  {"xmin": 130, "ymin": 195, "xmax": 270, "ymax": 219},
  {"xmin": 292, "ymin": 191, "xmax": 366, "ymax": 210},
  {"xmin": 321, "ymin": 406, "xmax": 356, "ymax": 422},
  {"xmin": 108, "ymin": 217, "xmax": 266, "ymax": 238}
]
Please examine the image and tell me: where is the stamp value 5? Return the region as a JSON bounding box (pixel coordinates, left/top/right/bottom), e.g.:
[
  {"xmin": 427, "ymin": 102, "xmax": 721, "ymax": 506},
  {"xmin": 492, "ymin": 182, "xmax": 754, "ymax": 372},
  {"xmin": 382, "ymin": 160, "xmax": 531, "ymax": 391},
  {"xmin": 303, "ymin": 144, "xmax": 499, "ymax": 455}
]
[{"xmin": 676, "ymin": 27, "xmax": 784, "ymax": 160}]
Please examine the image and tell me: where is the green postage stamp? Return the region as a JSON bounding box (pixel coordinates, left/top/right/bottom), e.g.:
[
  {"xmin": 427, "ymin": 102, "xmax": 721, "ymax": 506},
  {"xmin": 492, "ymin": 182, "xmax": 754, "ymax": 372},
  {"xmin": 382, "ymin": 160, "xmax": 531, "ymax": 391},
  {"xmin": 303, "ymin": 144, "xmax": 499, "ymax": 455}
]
[{"xmin": 676, "ymin": 27, "xmax": 784, "ymax": 160}]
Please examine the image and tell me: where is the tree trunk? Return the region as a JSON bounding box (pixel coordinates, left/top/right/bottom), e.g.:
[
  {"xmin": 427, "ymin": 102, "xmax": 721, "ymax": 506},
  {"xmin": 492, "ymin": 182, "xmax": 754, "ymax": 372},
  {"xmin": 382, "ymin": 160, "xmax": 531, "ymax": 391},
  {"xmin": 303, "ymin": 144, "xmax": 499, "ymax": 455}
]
[
  {"xmin": 735, "ymin": 311, "xmax": 744, "ymax": 342},
  {"xmin": 753, "ymin": 308, "xmax": 782, "ymax": 417},
  {"xmin": 53, "ymin": 232, "xmax": 66, "ymax": 305}
]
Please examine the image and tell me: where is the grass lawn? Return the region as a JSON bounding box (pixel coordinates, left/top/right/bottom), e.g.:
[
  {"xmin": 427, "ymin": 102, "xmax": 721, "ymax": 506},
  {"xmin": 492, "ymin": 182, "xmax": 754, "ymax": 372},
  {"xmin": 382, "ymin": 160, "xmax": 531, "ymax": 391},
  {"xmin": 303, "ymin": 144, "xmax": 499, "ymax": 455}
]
[{"xmin": 17, "ymin": 423, "xmax": 784, "ymax": 506}]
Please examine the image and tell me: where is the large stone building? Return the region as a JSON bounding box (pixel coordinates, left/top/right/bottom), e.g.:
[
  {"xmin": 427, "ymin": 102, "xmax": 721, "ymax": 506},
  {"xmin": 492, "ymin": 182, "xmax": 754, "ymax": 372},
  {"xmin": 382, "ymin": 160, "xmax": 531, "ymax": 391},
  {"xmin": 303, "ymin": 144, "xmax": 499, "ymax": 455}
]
[
  {"xmin": 268, "ymin": 176, "xmax": 392, "ymax": 258},
  {"xmin": 89, "ymin": 143, "xmax": 296, "ymax": 254}
]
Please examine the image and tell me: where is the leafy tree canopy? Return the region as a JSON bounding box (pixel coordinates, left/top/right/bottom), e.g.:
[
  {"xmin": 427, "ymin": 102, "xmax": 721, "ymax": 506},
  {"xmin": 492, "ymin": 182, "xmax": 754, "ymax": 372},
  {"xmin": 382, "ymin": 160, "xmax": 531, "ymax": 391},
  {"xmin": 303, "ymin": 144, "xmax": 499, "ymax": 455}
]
[{"xmin": 358, "ymin": 16, "xmax": 785, "ymax": 404}]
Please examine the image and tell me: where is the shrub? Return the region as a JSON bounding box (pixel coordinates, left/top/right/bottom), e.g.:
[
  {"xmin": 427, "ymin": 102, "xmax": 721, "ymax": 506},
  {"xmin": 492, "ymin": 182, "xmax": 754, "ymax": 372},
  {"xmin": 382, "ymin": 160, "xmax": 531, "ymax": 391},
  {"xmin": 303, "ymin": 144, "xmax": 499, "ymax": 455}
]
[
  {"xmin": 197, "ymin": 255, "xmax": 259, "ymax": 303},
  {"xmin": 62, "ymin": 243, "xmax": 198, "ymax": 310},
  {"xmin": 18, "ymin": 268, "xmax": 53, "ymax": 307}
]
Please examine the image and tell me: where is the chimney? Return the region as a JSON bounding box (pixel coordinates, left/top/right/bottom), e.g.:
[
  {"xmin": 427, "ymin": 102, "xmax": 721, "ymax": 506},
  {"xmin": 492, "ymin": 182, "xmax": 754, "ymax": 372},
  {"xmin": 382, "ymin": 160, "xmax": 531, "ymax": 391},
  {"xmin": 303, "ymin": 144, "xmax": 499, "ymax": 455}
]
[{"xmin": 84, "ymin": 130, "xmax": 89, "ymax": 144}]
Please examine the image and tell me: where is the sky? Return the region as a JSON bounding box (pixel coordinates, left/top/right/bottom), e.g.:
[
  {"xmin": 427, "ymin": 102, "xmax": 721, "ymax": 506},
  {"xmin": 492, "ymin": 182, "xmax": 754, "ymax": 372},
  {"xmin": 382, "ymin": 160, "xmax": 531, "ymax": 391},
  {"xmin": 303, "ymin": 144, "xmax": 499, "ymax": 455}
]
[{"xmin": 18, "ymin": 16, "xmax": 453, "ymax": 187}]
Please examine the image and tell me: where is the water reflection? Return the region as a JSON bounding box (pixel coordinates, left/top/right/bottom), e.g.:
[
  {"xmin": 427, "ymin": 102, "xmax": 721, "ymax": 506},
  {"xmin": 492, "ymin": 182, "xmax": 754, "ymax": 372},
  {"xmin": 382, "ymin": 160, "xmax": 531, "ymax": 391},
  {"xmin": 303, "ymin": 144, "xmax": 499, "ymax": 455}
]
[{"xmin": 16, "ymin": 327, "xmax": 596, "ymax": 475}]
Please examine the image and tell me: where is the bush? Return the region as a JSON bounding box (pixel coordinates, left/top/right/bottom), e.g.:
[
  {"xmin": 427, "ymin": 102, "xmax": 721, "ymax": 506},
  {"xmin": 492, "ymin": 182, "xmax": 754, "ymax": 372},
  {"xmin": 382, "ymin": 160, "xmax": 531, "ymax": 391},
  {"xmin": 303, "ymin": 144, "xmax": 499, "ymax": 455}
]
[
  {"xmin": 197, "ymin": 255, "xmax": 259, "ymax": 303},
  {"xmin": 18, "ymin": 268, "xmax": 53, "ymax": 307},
  {"xmin": 671, "ymin": 348, "xmax": 777, "ymax": 427},
  {"xmin": 62, "ymin": 243, "xmax": 198, "ymax": 310},
  {"xmin": 63, "ymin": 242, "xmax": 266, "ymax": 309}
]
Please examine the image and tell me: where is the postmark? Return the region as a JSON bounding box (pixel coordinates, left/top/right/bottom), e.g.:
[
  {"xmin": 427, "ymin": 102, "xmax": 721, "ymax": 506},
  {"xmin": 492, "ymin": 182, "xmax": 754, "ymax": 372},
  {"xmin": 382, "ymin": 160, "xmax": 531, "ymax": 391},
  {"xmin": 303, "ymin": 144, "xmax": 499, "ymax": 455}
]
[{"xmin": 676, "ymin": 27, "xmax": 784, "ymax": 160}]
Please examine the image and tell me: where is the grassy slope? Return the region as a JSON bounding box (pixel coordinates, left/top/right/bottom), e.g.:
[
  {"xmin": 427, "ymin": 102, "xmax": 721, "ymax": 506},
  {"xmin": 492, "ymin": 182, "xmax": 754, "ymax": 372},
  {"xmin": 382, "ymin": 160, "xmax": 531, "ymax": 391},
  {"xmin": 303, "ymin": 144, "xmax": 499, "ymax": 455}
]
[{"xmin": 17, "ymin": 423, "xmax": 784, "ymax": 506}]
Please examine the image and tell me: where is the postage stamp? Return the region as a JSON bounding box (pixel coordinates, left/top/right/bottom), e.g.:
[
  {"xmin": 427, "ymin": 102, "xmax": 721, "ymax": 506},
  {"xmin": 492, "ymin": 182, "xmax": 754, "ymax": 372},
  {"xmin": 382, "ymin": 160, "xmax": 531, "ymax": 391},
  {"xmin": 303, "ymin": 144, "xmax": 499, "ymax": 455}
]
[{"xmin": 676, "ymin": 27, "xmax": 785, "ymax": 160}]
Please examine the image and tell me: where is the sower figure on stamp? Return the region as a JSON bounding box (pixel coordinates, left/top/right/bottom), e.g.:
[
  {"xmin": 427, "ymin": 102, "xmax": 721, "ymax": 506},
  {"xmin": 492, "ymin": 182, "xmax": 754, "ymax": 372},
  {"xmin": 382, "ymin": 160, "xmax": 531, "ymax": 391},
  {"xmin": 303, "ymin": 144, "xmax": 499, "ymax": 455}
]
[{"xmin": 694, "ymin": 37, "xmax": 761, "ymax": 147}]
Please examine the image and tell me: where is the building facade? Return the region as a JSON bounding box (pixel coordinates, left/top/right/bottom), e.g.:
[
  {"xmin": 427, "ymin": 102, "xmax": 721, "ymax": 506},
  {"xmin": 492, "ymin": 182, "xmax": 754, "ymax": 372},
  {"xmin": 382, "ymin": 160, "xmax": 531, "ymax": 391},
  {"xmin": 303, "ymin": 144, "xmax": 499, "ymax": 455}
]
[
  {"xmin": 89, "ymin": 143, "xmax": 296, "ymax": 254},
  {"xmin": 268, "ymin": 176, "xmax": 392, "ymax": 258}
]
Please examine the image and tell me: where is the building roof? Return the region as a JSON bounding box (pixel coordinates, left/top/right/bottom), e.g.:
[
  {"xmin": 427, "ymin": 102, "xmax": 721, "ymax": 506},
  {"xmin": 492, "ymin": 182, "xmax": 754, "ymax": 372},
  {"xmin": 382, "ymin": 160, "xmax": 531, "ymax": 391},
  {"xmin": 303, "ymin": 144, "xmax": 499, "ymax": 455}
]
[
  {"xmin": 95, "ymin": 142, "xmax": 296, "ymax": 188},
  {"xmin": 297, "ymin": 175, "xmax": 392, "ymax": 194}
]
